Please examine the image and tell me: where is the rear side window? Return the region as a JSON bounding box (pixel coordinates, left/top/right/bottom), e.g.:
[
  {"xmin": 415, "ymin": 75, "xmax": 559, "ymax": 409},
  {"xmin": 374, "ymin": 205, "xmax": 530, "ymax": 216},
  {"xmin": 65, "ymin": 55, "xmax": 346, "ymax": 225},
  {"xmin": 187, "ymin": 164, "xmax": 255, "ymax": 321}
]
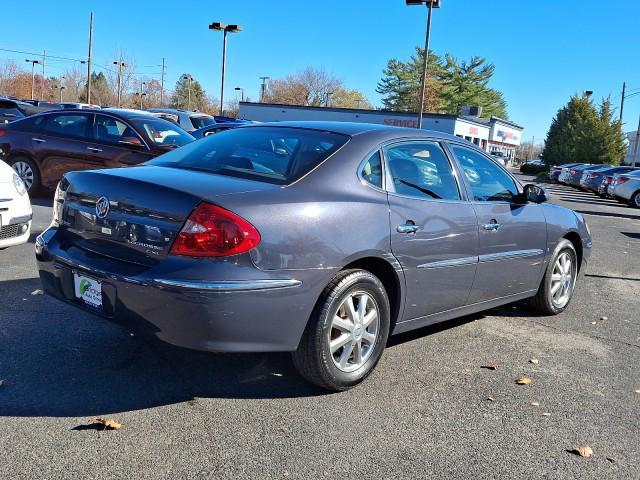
[
  {"xmin": 361, "ymin": 151, "xmax": 383, "ymax": 188},
  {"xmin": 45, "ymin": 114, "xmax": 89, "ymax": 139},
  {"xmin": 149, "ymin": 126, "xmax": 350, "ymax": 185},
  {"xmin": 190, "ymin": 115, "xmax": 216, "ymax": 129},
  {"xmin": 385, "ymin": 141, "xmax": 460, "ymax": 200}
]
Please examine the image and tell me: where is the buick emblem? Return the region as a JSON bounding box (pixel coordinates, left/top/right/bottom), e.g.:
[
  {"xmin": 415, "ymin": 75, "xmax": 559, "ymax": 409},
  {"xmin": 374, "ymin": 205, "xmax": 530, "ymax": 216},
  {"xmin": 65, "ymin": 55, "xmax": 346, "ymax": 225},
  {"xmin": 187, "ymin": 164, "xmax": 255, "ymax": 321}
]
[{"xmin": 95, "ymin": 196, "xmax": 110, "ymax": 219}]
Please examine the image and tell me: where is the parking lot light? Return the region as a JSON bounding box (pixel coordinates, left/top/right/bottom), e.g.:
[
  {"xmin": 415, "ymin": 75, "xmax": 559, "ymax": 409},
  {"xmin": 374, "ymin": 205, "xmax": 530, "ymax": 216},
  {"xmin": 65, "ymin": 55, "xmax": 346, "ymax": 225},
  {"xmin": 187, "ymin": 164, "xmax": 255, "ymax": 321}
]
[
  {"xmin": 25, "ymin": 59, "xmax": 41, "ymax": 100},
  {"xmin": 405, "ymin": 0, "xmax": 441, "ymax": 129},
  {"xmin": 234, "ymin": 87, "xmax": 245, "ymax": 102},
  {"xmin": 209, "ymin": 22, "xmax": 242, "ymax": 115},
  {"xmin": 182, "ymin": 75, "xmax": 193, "ymax": 110}
]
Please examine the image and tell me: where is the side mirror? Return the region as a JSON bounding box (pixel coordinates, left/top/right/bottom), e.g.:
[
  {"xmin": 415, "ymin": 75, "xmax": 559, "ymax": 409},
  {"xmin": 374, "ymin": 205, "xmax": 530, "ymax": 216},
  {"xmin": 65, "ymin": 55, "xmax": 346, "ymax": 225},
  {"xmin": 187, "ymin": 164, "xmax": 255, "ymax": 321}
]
[{"xmin": 523, "ymin": 183, "xmax": 549, "ymax": 203}]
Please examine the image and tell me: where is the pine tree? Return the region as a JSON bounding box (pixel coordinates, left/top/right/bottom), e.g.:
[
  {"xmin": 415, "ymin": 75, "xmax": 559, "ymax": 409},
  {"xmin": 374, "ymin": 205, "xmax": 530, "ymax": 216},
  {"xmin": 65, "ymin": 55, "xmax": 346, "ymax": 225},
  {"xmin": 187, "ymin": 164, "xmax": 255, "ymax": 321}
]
[{"xmin": 171, "ymin": 74, "xmax": 206, "ymax": 111}]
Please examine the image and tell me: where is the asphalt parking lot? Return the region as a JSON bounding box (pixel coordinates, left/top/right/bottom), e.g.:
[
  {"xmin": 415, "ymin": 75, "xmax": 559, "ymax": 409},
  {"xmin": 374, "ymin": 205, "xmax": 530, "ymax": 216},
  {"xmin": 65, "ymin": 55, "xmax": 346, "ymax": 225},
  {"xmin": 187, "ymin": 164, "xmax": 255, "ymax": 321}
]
[{"xmin": 1, "ymin": 172, "xmax": 639, "ymax": 479}]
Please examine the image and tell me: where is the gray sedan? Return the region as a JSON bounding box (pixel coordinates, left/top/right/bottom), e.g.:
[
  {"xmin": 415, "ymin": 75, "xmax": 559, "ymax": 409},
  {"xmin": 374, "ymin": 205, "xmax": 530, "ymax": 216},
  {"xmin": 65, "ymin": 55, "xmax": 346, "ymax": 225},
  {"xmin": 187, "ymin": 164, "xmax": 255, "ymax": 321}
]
[
  {"xmin": 609, "ymin": 169, "xmax": 640, "ymax": 207},
  {"xmin": 35, "ymin": 122, "xmax": 592, "ymax": 391}
]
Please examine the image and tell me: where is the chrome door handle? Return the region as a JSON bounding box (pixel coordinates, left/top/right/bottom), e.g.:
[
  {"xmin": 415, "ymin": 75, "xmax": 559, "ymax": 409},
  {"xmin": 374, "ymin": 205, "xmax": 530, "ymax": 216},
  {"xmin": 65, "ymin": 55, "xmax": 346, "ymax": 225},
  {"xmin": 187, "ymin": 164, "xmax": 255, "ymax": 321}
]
[
  {"xmin": 397, "ymin": 224, "xmax": 420, "ymax": 234},
  {"xmin": 87, "ymin": 147, "xmax": 103, "ymax": 152},
  {"xmin": 32, "ymin": 137, "xmax": 46, "ymax": 143},
  {"xmin": 482, "ymin": 222, "xmax": 501, "ymax": 231}
]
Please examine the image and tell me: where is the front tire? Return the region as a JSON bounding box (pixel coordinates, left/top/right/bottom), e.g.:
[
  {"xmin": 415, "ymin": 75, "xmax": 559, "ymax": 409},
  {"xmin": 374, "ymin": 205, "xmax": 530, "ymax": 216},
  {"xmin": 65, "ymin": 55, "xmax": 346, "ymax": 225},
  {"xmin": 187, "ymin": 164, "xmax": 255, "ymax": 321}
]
[
  {"xmin": 292, "ymin": 269, "xmax": 390, "ymax": 391},
  {"xmin": 9, "ymin": 156, "xmax": 41, "ymax": 194},
  {"xmin": 531, "ymin": 239, "xmax": 578, "ymax": 315}
]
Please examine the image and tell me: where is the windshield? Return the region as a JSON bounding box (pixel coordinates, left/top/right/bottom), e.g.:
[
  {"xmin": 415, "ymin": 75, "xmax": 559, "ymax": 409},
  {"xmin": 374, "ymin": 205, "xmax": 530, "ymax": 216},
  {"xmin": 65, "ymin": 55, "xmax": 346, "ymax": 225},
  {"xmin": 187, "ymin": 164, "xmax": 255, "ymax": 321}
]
[
  {"xmin": 131, "ymin": 117, "xmax": 195, "ymax": 147},
  {"xmin": 190, "ymin": 115, "xmax": 216, "ymax": 129},
  {"xmin": 148, "ymin": 126, "xmax": 350, "ymax": 185}
]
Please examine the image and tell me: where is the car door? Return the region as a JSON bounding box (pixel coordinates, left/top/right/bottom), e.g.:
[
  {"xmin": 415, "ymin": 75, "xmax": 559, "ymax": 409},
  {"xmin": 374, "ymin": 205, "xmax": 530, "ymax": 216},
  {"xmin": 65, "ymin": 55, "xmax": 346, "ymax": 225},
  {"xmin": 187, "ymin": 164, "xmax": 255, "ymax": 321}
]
[
  {"xmin": 448, "ymin": 144, "xmax": 546, "ymax": 304},
  {"xmin": 87, "ymin": 114, "xmax": 155, "ymax": 168},
  {"xmin": 385, "ymin": 140, "xmax": 479, "ymax": 321},
  {"xmin": 32, "ymin": 112, "xmax": 96, "ymax": 189}
]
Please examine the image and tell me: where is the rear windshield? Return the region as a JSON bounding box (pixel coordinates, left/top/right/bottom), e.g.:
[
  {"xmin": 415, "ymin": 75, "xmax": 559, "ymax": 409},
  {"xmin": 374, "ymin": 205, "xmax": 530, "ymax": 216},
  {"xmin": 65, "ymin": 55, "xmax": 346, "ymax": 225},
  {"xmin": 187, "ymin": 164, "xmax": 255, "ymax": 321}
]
[
  {"xmin": 148, "ymin": 126, "xmax": 350, "ymax": 185},
  {"xmin": 190, "ymin": 115, "xmax": 216, "ymax": 129},
  {"xmin": 130, "ymin": 117, "xmax": 195, "ymax": 147}
]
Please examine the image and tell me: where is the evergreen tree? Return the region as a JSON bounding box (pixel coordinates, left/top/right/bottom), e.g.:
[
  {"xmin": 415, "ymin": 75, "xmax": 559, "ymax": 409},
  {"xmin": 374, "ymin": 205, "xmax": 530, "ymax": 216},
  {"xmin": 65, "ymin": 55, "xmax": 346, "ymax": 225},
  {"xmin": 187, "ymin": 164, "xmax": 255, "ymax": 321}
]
[
  {"xmin": 171, "ymin": 74, "xmax": 206, "ymax": 111},
  {"xmin": 542, "ymin": 94, "xmax": 626, "ymax": 165}
]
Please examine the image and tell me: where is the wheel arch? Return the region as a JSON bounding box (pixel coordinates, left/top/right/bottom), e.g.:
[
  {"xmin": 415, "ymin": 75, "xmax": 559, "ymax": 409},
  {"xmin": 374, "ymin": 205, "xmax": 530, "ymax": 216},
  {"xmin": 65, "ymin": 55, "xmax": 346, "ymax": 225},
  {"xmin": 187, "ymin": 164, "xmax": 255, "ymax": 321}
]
[{"xmin": 563, "ymin": 231, "xmax": 583, "ymax": 272}]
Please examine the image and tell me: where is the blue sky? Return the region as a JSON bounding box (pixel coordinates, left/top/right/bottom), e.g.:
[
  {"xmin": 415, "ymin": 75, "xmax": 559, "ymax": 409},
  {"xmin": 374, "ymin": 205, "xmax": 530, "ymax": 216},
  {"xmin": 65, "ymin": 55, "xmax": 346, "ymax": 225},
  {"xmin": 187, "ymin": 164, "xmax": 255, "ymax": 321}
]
[{"xmin": 3, "ymin": 0, "xmax": 639, "ymax": 142}]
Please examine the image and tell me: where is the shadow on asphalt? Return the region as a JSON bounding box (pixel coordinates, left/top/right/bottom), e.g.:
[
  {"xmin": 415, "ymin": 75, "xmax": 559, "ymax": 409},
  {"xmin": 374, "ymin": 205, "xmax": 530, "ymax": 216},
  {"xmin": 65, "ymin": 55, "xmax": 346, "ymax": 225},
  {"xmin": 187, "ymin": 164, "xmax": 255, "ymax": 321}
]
[
  {"xmin": 621, "ymin": 232, "xmax": 640, "ymax": 240},
  {"xmin": 585, "ymin": 273, "xmax": 640, "ymax": 282},
  {"xmin": 575, "ymin": 209, "xmax": 640, "ymax": 221}
]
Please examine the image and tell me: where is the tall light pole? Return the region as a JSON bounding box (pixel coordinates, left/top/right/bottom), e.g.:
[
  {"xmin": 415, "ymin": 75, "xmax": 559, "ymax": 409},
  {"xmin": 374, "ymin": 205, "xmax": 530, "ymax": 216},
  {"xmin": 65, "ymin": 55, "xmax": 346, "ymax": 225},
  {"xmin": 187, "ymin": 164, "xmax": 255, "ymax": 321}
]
[
  {"xmin": 59, "ymin": 85, "xmax": 65, "ymax": 103},
  {"xmin": 632, "ymin": 114, "xmax": 640, "ymax": 168},
  {"xmin": 182, "ymin": 75, "xmax": 193, "ymax": 110},
  {"xmin": 25, "ymin": 59, "xmax": 41, "ymax": 100},
  {"xmin": 259, "ymin": 76, "xmax": 270, "ymax": 102},
  {"xmin": 113, "ymin": 60, "xmax": 126, "ymax": 107},
  {"xmin": 138, "ymin": 81, "xmax": 146, "ymax": 109},
  {"xmin": 160, "ymin": 58, "xmax": 166, "ymax": 106},
  {"xmin": 209, "ymin": 22, "xmax": 242, "ymax": 115},
  {"xmin": 406, "ymin": 0, "xmax": 441, "ymax": 129},
  {"xmin": 234, "ymin": 86, "xmax": 245, "ymax": 102},
  {"xmin": 86, "ymin": 12, "xmax": 94, "ymax": 104},
  {"xmin": 326, "ymin": 91, "xmax": 334, "ymax": 107}
]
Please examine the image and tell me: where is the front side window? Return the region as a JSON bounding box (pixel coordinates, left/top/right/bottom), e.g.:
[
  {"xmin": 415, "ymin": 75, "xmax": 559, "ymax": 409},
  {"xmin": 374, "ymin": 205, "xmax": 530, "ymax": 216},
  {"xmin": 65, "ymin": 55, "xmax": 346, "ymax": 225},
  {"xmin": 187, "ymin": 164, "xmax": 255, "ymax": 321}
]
[
  {"xmin": 190, "ymin": 115, "xmax": 216, "ymax": 129},
  {"xmin": 94, "ymin": 115, "xmax": 143, "ymax": 146},
  {"xmin": 451, "ymin": 145, "xmax": 517, "ymax": 202},
  {"xmin": 130, "ymin": 117, "xmax": 194, "ymax": 147},
  {"xmin": 148, "ymin": 126, "xmax": 349, "ymax": 185},
  {"xmin": 45, "ymin": 114, "xmax": 89, "ymax": 139},
  {"xmin": 361, "ymin": 151, "xmax": 383, "ymax": 188},
  {"xmin": 384, "ymin": 141, "xmax": 460, "ymax": 201}
]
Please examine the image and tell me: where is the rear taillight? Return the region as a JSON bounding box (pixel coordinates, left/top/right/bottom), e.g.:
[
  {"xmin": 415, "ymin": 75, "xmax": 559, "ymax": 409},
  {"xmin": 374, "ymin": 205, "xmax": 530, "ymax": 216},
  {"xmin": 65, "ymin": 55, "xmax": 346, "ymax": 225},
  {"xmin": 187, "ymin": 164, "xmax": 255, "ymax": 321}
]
[
  {"xmin": 617, "ymin": 176, "xmax": 630, "ymax": 184},
  {"xmin": 0, "ymin": 128, "xmax": 6, "ymax": 137},
  {"xmin": 603, "ymin": 177, "xmax": 612, "ymax": 184},
  {"xmin": 170, "ymin": 202, "xmax": 260, "ymax": 257},
  {"xmin": 570, "ymin": 169, "xmax": 578, "ymax": 175}
]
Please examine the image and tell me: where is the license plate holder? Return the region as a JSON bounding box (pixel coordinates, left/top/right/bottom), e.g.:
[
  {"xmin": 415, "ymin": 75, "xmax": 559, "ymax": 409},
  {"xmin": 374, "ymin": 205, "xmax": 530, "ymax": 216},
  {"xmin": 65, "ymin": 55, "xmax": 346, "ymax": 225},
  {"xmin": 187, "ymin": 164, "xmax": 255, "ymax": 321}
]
[{"xmin": 73, "ymin": 272, "xmax": 103, "ymax": 310}]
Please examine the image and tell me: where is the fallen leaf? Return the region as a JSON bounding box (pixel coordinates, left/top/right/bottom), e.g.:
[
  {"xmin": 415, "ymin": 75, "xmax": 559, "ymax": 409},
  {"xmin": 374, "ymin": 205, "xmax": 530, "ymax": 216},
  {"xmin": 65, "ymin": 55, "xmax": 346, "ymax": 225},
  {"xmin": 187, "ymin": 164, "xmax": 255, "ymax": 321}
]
[
  {"xmin": 515, "ymin": 376, "xmax": 532, "ymax": 385},
  {"xmin": 531, "ymin": 401, "xmax": 540, "ymax": 406},
  {"xmin": 606, "ymin": 457, "xmax": 615, "ymax": 463},
  {"xmin": 487, "ymin": 396, "xmax": 495, "ymax": 402},
  {"xmin": 600, "ymin": 316, "xmax": 608, "ymax": 321},
  {"xmin": 481, "ymin": 363, "xmax": 498, "ymax": 370},
  {"xmin": 95, "ymin": 418, "xmax": 123, "ymax": 430},
  {"xmin": 590, "ymin": 321, "xmax": 597, "ymax": 325},
  {"xmin": 570, "ymin": 446, "xmax": 593, "ymax": 458},
  {"xmin": 31, "ymin": 289, "xmax": 44, "ymax": 296},
  {"xmin": 542, "ymin": 412, "xmax": 551, "ymax": 416},
  {"xmin": 529, "ymin": 358, "xmax": 539, "ymax": 364},
  {"xmin": 635, "ymin": 390, "xmax": 640, "ymax": 394}
]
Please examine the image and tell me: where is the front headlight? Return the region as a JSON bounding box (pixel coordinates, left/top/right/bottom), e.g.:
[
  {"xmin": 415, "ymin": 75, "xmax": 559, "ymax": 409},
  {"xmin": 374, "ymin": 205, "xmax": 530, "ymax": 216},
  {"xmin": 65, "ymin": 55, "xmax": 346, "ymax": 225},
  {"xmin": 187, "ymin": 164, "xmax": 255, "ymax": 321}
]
[{"xmin": 12, "ymin": 173, "xmax": 27, "ymax": 196}]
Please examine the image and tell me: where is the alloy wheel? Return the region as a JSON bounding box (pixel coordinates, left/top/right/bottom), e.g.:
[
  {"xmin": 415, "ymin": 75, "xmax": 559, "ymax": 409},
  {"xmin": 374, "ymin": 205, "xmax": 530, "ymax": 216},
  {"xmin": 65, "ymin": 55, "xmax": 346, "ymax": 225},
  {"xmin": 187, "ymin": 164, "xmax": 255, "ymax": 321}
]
[
  {"xmin": 633, "ymin": 193, "xmax": 640, "ymax": 208},
  {"xmin": 550, "ymin": 252, "xmax": 575, "ymax": 308},
  {"xmin": 328, "ymin": 291, "xmax": 380, "ymax": 373},
  {"xmin": 12, "ymin": 161, "xmax": 34, "ymax": 190}
]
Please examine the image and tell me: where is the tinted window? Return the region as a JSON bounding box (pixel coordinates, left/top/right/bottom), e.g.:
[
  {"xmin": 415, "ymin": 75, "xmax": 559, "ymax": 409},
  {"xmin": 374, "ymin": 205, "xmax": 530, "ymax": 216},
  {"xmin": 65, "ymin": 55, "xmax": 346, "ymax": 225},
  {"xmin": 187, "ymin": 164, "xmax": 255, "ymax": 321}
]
[
  {"xmin": 361, "ymin": 151, "xmax": 382, "ymax": 188},
  {"xmin": 149, "ymin": 126, "xmax": 349, "ymax": 185},
  {"xmin": 94, "ymin": 115, "xmax": 143, "ymax": 145},
  {"xmin": 130, "ymin": 117, "xmax": 194, "ymax": 147},
  {"xmin": 45, "ymin": 114, "xmax": 89, "ymax": 138},
  {"xmin": 452, "ymin": 145, "xmax": 517, "ymax": 202},
  {"xmin": 385, "ymin": 142, "xmax": 460, "ymax": 200},
  {"xmin": 190, "ymin": 115, "xmax": 216, "ymax": 129}
]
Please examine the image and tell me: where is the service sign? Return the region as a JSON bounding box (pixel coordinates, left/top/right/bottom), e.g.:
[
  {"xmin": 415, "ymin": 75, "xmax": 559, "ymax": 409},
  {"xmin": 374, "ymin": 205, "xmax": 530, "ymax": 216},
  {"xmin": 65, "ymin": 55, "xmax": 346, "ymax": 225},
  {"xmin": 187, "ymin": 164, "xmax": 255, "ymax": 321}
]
[{"xmin": 490, "ymin": 123, "xmax": 521, "ymax": 145}]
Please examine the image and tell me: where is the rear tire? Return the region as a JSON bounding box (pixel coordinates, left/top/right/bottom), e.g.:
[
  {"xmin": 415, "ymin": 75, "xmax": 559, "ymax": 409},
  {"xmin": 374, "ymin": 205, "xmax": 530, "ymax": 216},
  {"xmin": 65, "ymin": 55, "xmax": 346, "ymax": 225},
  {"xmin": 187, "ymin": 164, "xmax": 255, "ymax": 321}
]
[
  {"xmin": 9, "ymin": 156, "xmax": 41, "ymax": 194},
  {"xmin": 628, "ymin": 191, "xmax": 640, "ymax": 209},
  {"xmin": 292, "ymin": 269, "xmax": 390, "ymax": 391},
  {"xmin": 530, "ymin": 239, "xmax": 578, "ymax": 315}
]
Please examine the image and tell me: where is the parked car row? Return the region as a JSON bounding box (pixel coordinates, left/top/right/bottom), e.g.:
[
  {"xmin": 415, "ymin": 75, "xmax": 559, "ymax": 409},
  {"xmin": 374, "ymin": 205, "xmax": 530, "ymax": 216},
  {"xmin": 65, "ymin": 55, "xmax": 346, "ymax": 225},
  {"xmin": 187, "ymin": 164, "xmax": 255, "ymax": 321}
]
[{"xmin": 550, "ymin": 162, "xmax": 640, "ymax": 207}]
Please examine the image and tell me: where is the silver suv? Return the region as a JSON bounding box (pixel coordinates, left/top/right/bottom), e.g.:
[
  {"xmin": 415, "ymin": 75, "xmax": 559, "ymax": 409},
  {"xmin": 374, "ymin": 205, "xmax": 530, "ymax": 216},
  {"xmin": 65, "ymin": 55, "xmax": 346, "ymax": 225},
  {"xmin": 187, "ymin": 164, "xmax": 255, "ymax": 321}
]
[
  {"xmin": 609, "ymin": 170, "xmax": 640, "ymax": 207},
  {"xmin": 147, "ymin": 108, "xmax": 216, "ymax": 133}
]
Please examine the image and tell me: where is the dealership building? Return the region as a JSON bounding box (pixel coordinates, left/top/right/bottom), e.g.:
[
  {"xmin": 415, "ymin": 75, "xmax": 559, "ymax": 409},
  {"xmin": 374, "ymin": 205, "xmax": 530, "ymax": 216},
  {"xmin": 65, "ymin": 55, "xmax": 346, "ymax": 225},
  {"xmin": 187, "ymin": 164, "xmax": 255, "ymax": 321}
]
[{"xmin": 239, "ymin": 102, "xmax": 524, "ymax": 160}]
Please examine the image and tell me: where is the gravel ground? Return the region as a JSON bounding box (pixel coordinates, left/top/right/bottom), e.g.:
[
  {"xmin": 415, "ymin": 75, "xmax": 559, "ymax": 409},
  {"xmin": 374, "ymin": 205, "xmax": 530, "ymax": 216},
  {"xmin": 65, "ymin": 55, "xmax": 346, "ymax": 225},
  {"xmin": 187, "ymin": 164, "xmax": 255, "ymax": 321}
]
[{"xmin": 0, "ymin": 173, "xmax": 638, "ymax": 479}]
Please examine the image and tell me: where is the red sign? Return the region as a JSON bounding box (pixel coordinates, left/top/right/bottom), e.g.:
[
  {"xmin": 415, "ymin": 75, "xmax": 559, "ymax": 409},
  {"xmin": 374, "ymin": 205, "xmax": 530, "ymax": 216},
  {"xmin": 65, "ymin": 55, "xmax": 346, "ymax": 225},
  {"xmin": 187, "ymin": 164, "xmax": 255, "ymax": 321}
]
[{"xmin": 469, "ymin": 126, "xmax": 479, "ymax": 135}]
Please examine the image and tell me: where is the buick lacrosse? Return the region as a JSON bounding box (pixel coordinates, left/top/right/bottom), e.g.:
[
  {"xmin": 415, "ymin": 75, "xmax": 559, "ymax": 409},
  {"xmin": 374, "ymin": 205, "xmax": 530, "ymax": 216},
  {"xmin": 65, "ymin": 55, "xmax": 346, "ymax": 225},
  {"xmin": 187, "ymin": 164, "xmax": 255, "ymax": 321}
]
[{"xmin": 36, "ymin": 122, "xmax": 591, "ymax": 391}]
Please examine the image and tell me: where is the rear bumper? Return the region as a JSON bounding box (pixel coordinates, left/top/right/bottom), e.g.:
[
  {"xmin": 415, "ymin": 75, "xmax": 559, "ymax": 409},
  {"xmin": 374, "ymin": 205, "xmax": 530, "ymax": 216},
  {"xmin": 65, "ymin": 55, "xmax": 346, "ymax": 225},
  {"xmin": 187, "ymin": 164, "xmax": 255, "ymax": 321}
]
[{"xmin": 35, "ymin": 228, "xmax": 329, "ymax": 352}]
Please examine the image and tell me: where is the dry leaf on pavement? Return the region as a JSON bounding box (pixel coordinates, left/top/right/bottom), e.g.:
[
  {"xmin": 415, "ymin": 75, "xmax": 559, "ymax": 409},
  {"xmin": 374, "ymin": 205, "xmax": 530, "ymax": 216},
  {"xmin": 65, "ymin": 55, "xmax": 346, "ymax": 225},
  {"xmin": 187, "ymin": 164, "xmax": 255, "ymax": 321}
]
[
  {"xmin": 542, "ymin": 412, "xmax": 551, "ymax": 416},
  {"xmin": 600, "ymin": 316, "xmax": 608, "ymax": 321},
  {"xmin": 570, "ymin": 446, "xmax": 593, "ymax": 458},
  {"xmin": 481, "ymin": 363, "xmax": 498, "ymax": 370},
  {"xmin": 531, "ymin": 401, "xmax": 540, "ymax": 406},
  {"xmin": 30, "ymin": 289, "xmax": 43, "ymax": 295},
  {"xmin": 515, "ymin": 376, "xmax": 532, "ymax": 385},
  {"xmin": 95, "ymin": 418, "xmax": 123, "ymax": 430},
  {"xmin": 529, "ymin": 358, "xmax": 539, "ymax": 364}
]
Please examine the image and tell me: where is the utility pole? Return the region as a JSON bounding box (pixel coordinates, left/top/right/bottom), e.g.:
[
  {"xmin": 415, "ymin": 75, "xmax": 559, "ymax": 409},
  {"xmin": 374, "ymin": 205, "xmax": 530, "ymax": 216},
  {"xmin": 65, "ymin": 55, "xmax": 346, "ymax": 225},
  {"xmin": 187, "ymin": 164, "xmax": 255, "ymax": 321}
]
[
  {"xmin": 138, "ymin": 82, "xmax": 146, "ymax": 109},
  {"xmin": 25, "ymin": 59, "xmax": 40, "ymax": 100},
  {"xmin": 259, "ymin": 76, "xmax": 270, "ymax": 102},
  {"xmin": 632, "ymin": 114, "xmax": 640, "ymax": 168},
  {"xmin": 87, "ymin": 12, "xmax": 94, "ymax": 104},
  {"xmin": 113, "ymin": 60, "xmax": 126, "ymax": 107},
  {"xmin": 41, "ymin": 50, "xmax": 46, "ymax": 100},
  {"xmin": 160, "ymin": 57, "xmax": 166, "ymax": 106},
  {"xmin": 59, "ymin": 86, "xmax": 65, "ymax": 103},
  {"xmin": 619, "ymin": 82, "xmax": 626, "ymax": 123}
]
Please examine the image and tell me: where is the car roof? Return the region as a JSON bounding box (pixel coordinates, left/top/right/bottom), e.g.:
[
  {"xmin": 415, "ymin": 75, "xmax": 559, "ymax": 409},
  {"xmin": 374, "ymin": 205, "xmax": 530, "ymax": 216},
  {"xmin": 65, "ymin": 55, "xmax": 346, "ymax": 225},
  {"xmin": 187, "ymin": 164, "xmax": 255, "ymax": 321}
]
[
  {"xmin": 148, "ymin": 108, "xmax": 211, "ymax": 117},
  {"xmin": 252, "ymin": 121, "xmax": 463, "ymax": 142}
]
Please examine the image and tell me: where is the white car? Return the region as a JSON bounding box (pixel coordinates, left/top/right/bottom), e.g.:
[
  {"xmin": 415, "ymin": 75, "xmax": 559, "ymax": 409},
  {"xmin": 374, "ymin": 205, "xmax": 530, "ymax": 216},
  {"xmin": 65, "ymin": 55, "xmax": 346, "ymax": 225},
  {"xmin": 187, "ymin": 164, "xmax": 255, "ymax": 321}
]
[{"xmin": 0, "ymin": 159, "xmax": 32, "ymax": 249}]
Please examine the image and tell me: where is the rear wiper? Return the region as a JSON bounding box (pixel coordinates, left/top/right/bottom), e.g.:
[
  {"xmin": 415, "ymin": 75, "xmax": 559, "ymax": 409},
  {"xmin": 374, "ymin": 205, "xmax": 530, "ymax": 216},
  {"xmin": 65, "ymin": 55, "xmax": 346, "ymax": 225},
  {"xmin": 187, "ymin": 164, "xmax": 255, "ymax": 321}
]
[{"xmin": 396, "ymin": 179, "xmax": 442, "ymax": 199}]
